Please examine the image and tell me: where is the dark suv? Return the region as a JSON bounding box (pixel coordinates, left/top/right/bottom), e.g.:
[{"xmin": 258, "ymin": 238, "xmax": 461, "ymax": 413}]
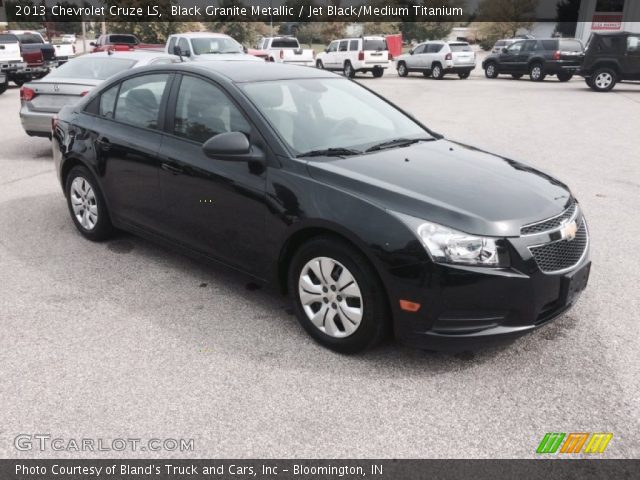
[
  {"xmin": 580, "ymin": 32, "xmax": 640, "ymax": 92},
  {"xmin": 482, "ymin": 38, "xmax": 584, "ymax": 82}
]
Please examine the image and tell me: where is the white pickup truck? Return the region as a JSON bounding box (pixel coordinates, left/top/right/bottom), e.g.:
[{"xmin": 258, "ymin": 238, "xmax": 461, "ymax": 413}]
[
  {"xmin": 165, "ymin": 32, "xmax": 262, "ymax": 62},
  {"xmin": 256, "ymin": 36, "xmax": 315, "ymax": 66},
  {"xmin": 0, "ymin": 33, "xmax": 27, "ymax": 92},
  {"xmin": 52, "ymin": 38, "xmax": 76, "ymax": 65}
]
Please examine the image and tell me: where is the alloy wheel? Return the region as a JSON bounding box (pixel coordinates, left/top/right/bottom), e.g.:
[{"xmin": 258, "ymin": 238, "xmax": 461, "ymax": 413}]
[
  {"xmin": 70, "ymin": 177, "xmax": 98, "ymax": 230},
  {"xmin": 298, "ymin": 256, "xmax": 363, "ymax": 338},
  {"xmin": 594, "ymin": 72, "xmax": 613, "ymax": 90}
]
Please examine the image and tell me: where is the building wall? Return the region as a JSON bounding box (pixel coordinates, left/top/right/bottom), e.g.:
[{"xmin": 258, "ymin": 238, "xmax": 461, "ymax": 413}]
[{"xmin": 577, "ymin": 0, "xmax": 640, "ymax": 43}]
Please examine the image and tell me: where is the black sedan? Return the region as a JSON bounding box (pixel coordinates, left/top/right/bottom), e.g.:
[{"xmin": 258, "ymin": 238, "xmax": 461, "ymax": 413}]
[{"xmin": 52, "ymin": 62, "xmax": 590, "ymax": 353}]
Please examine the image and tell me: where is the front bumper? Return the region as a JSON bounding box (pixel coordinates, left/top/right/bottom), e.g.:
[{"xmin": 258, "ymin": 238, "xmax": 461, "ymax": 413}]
[{"xmin": 384, "ymin": 218, "xmax": 590, "ymax": 351}]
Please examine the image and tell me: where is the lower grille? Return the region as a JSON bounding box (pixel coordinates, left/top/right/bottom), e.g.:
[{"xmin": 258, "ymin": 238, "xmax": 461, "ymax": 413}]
[{"xmin": 529, "ymin": 220, "xmax": 588, "ymax": 273}]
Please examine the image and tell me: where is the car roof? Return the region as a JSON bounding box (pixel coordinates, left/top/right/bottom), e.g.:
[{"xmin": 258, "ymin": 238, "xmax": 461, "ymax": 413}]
[{"xmin": 593, "ymin": 31, "xmax": 634, "ymax": 37}]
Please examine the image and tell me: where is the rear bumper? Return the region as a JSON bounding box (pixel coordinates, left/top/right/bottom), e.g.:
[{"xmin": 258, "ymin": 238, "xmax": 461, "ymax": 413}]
[
  {"xmin": 384, "ymin": 254, "xmax": 590, "ymax": 352},
  {"xmin": 0, "ymin": 61, "xmax": 27, "ymax": 73},
  {"xmin": 20, "ymin": 105, "xmax": 54, "ymax": 137},
  {"xmin": 544, "ymin": 61, "xmax": 582, "ymax": 75},
  {"xmin": 444, "ymin": 65, "xmax": 476, "ymax": 74}
]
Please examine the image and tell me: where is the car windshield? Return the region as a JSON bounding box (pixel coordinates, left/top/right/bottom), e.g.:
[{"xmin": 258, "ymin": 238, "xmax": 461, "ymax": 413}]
[
  {"xmin": 240, "ymin": 78, "xmax": 431, "ymax": 156},
  {"xmin": 559, "ymin": 39, "xmax": 583, "ymax": 52},
  {"xmin": 450, "ymin": 43, "xmax": 472, "ymax": 52},
  {"xmin": 17, "ymin": 34, "xmax": 43, "ymax": 44},
  {"xmin": 109, "ymin": 35, "xmax": 138, "ymax": 45},
  {"xmin": 46, "ymin": 57, "xmax": 137, "ymax": 80},
  {"xmin": 363, "ymin": 39, "xmax": 387, "ymax": 51},
  {"xmin": 271, "ymin": 38, "xmax": 299, "ymax": 48},
  {"xmin": 0, "ymin": 34, "xmax": 19, "ymax": 44},
  {"xmin": 192, "ymin": 37, "xmax": 243, "ymax": 54}
]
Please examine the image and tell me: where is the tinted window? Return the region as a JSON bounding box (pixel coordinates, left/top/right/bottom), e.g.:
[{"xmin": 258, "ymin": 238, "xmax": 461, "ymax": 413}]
[
  {"xmin": 523, "ymin": 40, "xmax": 538, "ymax": 52},
  {"xmin": 506, "ymin": 42, "xmax": 524, "ymax": 53},
  {"xmin": 595, "ymin": 0, "xmax": 624, "ymax": 12},
  {"xmin": 47, "ymin": 57, "xmax": 137, "ymax": 80},
  {"xmin": 450, "ymin": 43, "xmax": 472, "ymax": 52},
  {"xmin": 0, "ymin": 34, "xmax": 19, "ymax": 44},
  {"xmin": 541, "ymin": 40, "xmax": 558, "ymax": 50},
  {"xmin": 191, "ymin": 37, "xmax": 243, "ymax": 55},
  {"xmin": 598, "ymin": 35, "xmax": 625, "ymax": 53},
  {"xmin": 114, "ymin": 74, "xmax": 169, "ymax": 130},
  {"xmin": 363, "ymin": 39, "xmax": 387, "ymax": 51},
  {"xmin": 17, "ymin": 34, "xmax": 43, "ymax": 44},
  {"xmin": 495, "ymin": 40, "xmax": 506, "ymax": 47},
  {"xmin": 413, "ymin": 44, "xmax": 426, "ymax": 54},
  {"xmin": 271, "ymin": 38, "xmax": 299, "ymax": 48},
  {"xmin": 327, "ymin": 41, "xmax": 338, "ymax": 53},
  {"xmin": 99, "ymin": 84, "xmax": 119, "ymax": 118},
  {"xmin": 428, "ymin": 44, "xmax": 444, "ymax": 53},
  {"xmin": 339, "ymin": 40, "xmax": 348, "ymax": 52},
  {"xmin": 168, "ymin": 37, "xmax": 177, "ymax": 54},
  {"xmin": 173, "ymin": 76, "xmax": 250, "ymax": 144},
  {"xmin": 559, "ymin": 40, "xmax": 583, "ymax": 52},
  {"xmin": 108, "ymin": 35, "xmax": 138, "ymax": 45},
  {"xmin": 349, "ymin": 40, "xmax": 359, "ymax": 51}
]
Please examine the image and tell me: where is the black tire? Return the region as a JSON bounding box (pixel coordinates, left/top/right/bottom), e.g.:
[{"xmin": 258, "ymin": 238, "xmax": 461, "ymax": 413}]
[
  {"xmin": 458, "ymin": 72, "xmax": 470, "ymax": 79},
  {"xmin": 316, "ymin": 59, "xmax": 324, "ymax": 69},
  {"xmin": 372, "ymin": 66, "xmax": 384, "ymax": 78},
  {"xmin": 0, "ymin": 80, "xmax": 7, "ymax": 95},
  {"xmin": 431, "ymin": 63, "xmax": 444, "ymax": 79},
  {"xmin": 589, "ymin": 68, "xmax": 617, "ymax": 92},
  {"xmin": 422, "ymin": 71, "xmax": 431, "ymax": 77},
  {"xmin": 511, "ymin": 74, "xmax": 523, "ymax": 80},
  {"xmin": 529, "ymin": 63, "xmax": 546, "ymax": 82},
  {"xmin": 484, "ymin": 62, "xmax": 499, "ymax": 78},
  {"xmin": 343, "ymin": 61, "xmax": 355, "ymax": 78},
  {"xmin": 397, "ymin": 61, "xmax": 408, "ymax": 77},
  {"xmin": 13, "ymin": 78, "xmax": 27, "ymax": 87},
  {"xmin": 585, "ymin": 77, "xmax": 594, "ymax": 88},
  {"xmin": 288, "ymin": 236, "xmax": 389, "ymax": 353},
  {"xmin": 557, "ymin": 72, "xmax": 573, "ymax": 82},
  {"xmin": 64, "ymin": 165, "xmax": 114, "ymax": 241}
]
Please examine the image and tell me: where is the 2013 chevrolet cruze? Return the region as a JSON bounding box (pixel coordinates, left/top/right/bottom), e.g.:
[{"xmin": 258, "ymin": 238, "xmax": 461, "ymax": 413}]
[{"xmin": 52, "ymin": 62, "xmax": 590, "ymax": 353}]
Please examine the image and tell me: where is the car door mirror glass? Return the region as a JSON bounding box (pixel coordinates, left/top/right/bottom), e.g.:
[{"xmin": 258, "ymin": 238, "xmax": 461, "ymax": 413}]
[{"xmin": 202, "ymin": 132, "xmax": 251, "ymax": 159}]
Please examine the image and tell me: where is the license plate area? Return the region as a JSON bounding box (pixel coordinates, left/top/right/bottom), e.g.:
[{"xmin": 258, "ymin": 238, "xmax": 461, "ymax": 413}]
[{"xmin": 561, "ymin": 262, "xmax": 591, "ymax": 305}]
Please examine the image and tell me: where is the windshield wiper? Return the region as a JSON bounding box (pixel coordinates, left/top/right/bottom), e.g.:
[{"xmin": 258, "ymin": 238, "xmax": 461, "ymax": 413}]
[
  {"xmin": 297, "ymin": 148, "xmax": 362, "ymax": 158},
  {"xmin": 365, "ymin": 137, "xmax": 435, "ymax": 153}
]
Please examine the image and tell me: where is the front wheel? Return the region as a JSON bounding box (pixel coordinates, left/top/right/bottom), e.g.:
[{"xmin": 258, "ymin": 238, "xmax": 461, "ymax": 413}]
[
  {"xmin": 397, "ymin": 62, "xmax": 408, "ymax": 77},
  {"xmin": 529, "ymin": 63, "xmax": 546, "ymax": 82},
  {"xmin": 372, "ymin": 66, "xmax": 384, "ymax": 78},
  {"xmin": 458, "ymin": 72, "xmax": 470, "ymax": 79},
  {"xmin": 288, "ymin": 237, "xmax": 389, "ymax": 353},
  {"xmin": 557, "ymin": 72, "xmax": 573, "ymax": 82},
  {"xmin": 431, "ymin": 63, "xmax": 444, "ymax": 79},
  {"xmin": 316, "ymin": 59, "xmax": 324, "ymax": 69},
  {"xmin": 65, "ymin": 166, "xmax": 114, "ymax": 241},
  {"xmin": 590, "ymin": 68, "xmax": 617, "ymax": 92},
  {"xmin": 343, "ymin": 61, "xmax": 355, "ymax": 78},
  {"xmin": 484, "ymin": 63, "xmax": 498, "ymax": 78}
]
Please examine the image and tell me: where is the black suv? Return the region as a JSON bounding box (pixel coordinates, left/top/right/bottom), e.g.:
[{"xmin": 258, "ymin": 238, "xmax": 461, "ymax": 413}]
[
  {"xmin": 482, "ymin": 38, "xmax": 584, "ymax": 82},
  {"xmin": 580, "ymin": 32, "xmax": 640, "ymax": 92}
]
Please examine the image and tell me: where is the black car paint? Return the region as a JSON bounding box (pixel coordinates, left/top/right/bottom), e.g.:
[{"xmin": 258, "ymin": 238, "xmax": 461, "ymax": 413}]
[
  {"xmin": 580, "ymin": 32, "xmax": 640, "ymax": 82},
  {"xmin": 53, "ymin": 63, "xmax": 589, "ymax": 350},
  {"xmin": 482, "ymin": 38, "xmax": 584, "ymax": 77}
]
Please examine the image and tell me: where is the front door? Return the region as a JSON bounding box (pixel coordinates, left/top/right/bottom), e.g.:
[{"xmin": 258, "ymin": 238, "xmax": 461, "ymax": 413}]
[
  {"xmin": 500, "ymin": 41, "xmax": 524, "ymax": 73},
  {"xmin": 158, "ymin": 74, "xmax": 268, "ymax": 275}
]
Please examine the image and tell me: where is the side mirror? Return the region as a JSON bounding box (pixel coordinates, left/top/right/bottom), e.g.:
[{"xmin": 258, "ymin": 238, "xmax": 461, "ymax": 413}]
[
  {"xmin": 89, "ymin": 42, "xmax": 96, "ymax": 47},
  {"xmin": 325, "ymin": 47, "xmax": 329, "ymax": 53},
  {"xmin": 409, "ymin": 49, "xmax": 414, "ymax": 55},
  {"xmin": 502, "ymin": 47, "xmax": 508, "ymax": 53},
  {"xmin": 202, "ymin": 132, "xmax": 261, "ymax": 161}
]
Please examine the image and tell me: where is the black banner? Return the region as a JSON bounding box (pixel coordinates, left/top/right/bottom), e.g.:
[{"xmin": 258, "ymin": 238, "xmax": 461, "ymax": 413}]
[{"xmin": 2, "ymin": 459, "xmax": 640, "ymax": 480}]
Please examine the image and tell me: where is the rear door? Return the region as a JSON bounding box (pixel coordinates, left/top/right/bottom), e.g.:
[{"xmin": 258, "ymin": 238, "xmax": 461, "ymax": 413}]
[
  {"xmin": 89, "ymin": 72, "xmax": 172, "ymax": 230},
  {"xmin": 157, "ymin": 74, "xmax": 268, "ymax": 274}
]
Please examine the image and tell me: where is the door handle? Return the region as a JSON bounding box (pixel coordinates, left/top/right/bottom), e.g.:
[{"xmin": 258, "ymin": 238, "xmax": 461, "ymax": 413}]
[
  {"xmin": 96, "ymin": 136, "xmax": 110, "ymax": 151},
  {"xmin": 161, "ymin": 162, "xmax": 183, "ymax": 175}
]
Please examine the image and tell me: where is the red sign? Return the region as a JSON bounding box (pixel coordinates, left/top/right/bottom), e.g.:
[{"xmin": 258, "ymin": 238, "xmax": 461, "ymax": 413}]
[{"xmin": 592, "ymin": 14, "xmax": 623, "ymax": 31}]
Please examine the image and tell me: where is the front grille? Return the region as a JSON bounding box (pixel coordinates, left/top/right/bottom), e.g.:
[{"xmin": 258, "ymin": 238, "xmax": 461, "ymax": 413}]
[
  {"xmin": 521, "ymin": 202, "xmax": 577, "ymax": 235},
  {"xmin": 529, "ymin": 220, "xmax": 588, "ymax": 273}
]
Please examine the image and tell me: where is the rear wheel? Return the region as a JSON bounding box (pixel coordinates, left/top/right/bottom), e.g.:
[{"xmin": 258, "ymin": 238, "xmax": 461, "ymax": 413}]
[
  {"xmin": 485, "ymin": 62, "xmax": 499, "ymax": 78},
  {"xmin": 397, "ymin": 62, "xmax": 408, "ymax": 77},
  {"xmin": 590, "ymin": 68, "xmax": 617, "ymax": 92},
  {"xmin": 372, "ymin": 66, "xmax": 384, "ymax": 78},
  {"xmin": 288, "ymin": 236, "xmax": 389, "ymax": 353},
  {"xmin": 343, "ymin": 61, "xmax": 355, "ymax": 78},
  {"xmin": 529, "ymin": 63, "xmax": 546, "ymax": 82},
  {"xmin": 316, "ymin": 59, "xmax": 324, "ymax": 69},
  {"xmin": 557, "ymin": 71, "xmax": 573, "ymax": 82},
  {"xmin": 431, "ymin": 63, "xmax": 444, "ymax": 79},
  {"xmin": 65, "ymin": 166, "xmax": 114, "ymax": 241},
  {"xmin": 458, "ymin": 72, "xmax": 470, "ymax": 79}
]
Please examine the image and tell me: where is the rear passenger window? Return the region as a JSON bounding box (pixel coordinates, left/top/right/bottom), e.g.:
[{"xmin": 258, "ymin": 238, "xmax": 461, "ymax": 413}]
[
  {"xmin": 428, "ymin": 44, "xmax": 443, "ymax": 53},
  {"xmin": 542, "ymin": 40, "xmax": 558, "ymax": 51},
  {"xmin": 99, "ymin": 84, "xmax": 119, "ymax": 118},
  {"xmin": 339, "ymin": 40, "xmax": 348, "ymax": 52},
  {"xmin": 349, "ymin": 40, "xmax": 359, "ymax": 51},
  {"xmin": 173, "ymin": 76, "xmax": 250, "ymax": 144},
  {"xmin": 114, "ymin": 74, "xmax": 169, "ymax": 130}
]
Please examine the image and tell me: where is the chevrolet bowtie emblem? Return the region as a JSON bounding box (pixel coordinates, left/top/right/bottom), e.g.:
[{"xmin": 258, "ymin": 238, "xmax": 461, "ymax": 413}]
[{"xmin": 561, "ymin": 221, "xmax": 578, "ymax": 241}]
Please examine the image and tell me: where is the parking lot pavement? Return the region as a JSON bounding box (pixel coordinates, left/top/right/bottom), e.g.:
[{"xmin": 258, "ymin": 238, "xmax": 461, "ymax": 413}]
[{"xmin": 1, "ymin": 75, "xmax": 639, "ymax": 459}]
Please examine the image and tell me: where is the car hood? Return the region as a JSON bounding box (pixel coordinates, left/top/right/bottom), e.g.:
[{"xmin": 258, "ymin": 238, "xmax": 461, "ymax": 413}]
[
  {"xmin": 305, "ymin": 140, "xmax": 573, "ymax": 237},
  {"xmin": 191, "ymin": 53, "xmax": 263, "ymax": 62}
]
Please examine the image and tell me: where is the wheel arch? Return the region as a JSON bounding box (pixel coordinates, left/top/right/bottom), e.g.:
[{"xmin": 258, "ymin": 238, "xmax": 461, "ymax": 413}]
[{"xmin": 591, "ymin": 61, "xmax": 621, "ymax": 75}]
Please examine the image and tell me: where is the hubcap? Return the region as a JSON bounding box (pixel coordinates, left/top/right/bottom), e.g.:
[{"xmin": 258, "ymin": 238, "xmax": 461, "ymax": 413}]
[
  {"xmin": 532, "ymin": 67, "xmax": 541, "ymax": 79},
  {"xmin": 70, "ymin": 177, "xmax": 98, "ymax": 230},
  {"xmin": 487, "ymin": 65, "xmax": 495, "ymax": 76},
  {"xmin": 399, "ymin": 65, "xmax": 406, "ymax": 75},
  {"xmin": 298, "ymin": 257, "xmax": 363, "ymax": 338},
  {"xmin": 595, "ymin": 72, "xmax": 612, "ymax": 89},
  {"xmin": 434, "ymin": 66, "xmax": 441, "ymax": 76}
]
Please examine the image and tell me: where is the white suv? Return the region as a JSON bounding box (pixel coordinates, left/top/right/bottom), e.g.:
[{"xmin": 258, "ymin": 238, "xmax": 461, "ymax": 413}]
[
  {"xmin": 395, "ymin": 41, "xmax": 476, "ymax": 79},
  {"xmin": 316, "ymin": 36, "xmax": 391, "ymax": 78}
]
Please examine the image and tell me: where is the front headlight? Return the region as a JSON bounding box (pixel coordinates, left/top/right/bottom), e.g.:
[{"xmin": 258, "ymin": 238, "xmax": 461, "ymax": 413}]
[{"xmin": 392, "ymin": 212, "xmax": 508, "ymax": 267}]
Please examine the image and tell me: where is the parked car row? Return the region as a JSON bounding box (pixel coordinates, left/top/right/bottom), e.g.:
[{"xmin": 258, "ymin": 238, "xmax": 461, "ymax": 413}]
[{"xmin": 0, "ymin": 30, "xmax": 60, "ymax": 89}]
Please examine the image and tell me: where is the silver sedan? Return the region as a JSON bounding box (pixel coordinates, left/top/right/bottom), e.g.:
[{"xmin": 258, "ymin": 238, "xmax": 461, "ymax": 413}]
[{"xmin": 20, "ymin": 50, "xmax": 179, "ymax": 138}]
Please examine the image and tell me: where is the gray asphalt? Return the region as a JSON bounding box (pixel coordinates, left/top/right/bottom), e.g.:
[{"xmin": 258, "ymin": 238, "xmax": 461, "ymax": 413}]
[{"xmin": 1, "ymin": 70, "xmax": 639, "ymax": 459}]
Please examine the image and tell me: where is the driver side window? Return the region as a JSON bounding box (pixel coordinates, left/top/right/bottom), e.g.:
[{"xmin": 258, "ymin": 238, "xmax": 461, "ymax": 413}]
[
  {"xmin": 328, "ymin": 41, "xmax": 338, "ymax": 53},
  {"xmin": 507, "ymin": 42, "xmax": 523, "ymax": 53},
  {"xmin": 178, "ymin": 37, "xmax": 190, "ymax": 55}
]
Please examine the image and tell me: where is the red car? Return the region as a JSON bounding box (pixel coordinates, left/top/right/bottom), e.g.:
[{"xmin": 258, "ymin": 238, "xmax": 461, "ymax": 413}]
[{"xmin": 91, "ymin": 34, "xmax": 164, "ymax": 53}]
